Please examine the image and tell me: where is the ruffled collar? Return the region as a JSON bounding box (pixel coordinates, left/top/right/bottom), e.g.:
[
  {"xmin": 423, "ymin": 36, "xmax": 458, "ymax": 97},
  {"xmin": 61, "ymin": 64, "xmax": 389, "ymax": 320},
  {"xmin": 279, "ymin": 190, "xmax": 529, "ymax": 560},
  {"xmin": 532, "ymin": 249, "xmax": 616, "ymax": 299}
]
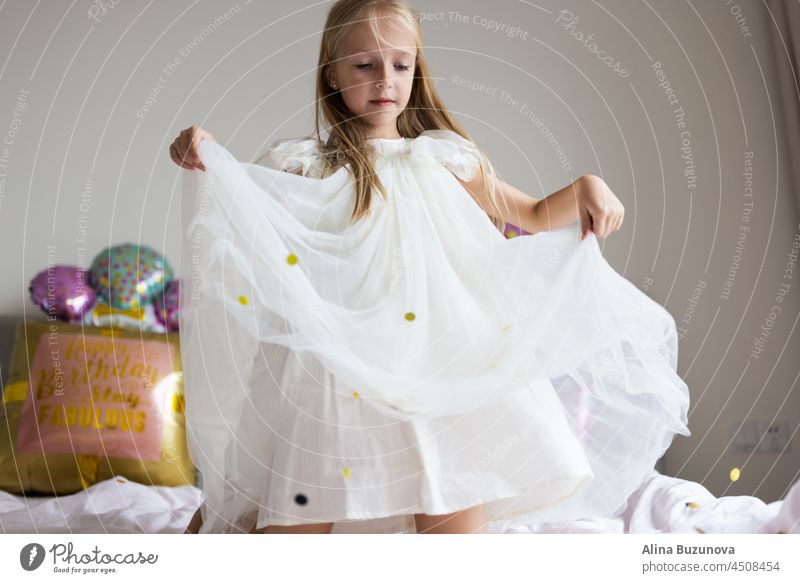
[
  {"xmin": 365, "ymin": 136, "xmax": 412, "ymax": 156},
  {"xmin": 268, "ymin": 129, "xmax": 481, "ymax": 182},
  {"xmin": 366, "ymin": 136, "xmax": 409, "ymax": 143}
]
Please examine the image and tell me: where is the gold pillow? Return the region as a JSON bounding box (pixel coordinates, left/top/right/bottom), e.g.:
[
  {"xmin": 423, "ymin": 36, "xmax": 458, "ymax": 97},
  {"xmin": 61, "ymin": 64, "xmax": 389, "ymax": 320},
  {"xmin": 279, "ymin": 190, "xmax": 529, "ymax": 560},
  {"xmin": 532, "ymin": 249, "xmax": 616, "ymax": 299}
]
[{"xmin": 0, "ymin": 320, "xmax": 195, "ymax": 494}]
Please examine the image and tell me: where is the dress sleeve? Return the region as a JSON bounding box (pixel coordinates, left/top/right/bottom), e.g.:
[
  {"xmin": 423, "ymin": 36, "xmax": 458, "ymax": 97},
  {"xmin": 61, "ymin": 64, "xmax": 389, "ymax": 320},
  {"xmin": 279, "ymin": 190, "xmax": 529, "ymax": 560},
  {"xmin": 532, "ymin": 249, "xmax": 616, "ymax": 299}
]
[
  {"xmin": 260, "ymin": 136, "xmax": 321, "ymax": 175},
  {"xmin": 414, "ymin": 129, "xmax": 482, "ymax": 182}
]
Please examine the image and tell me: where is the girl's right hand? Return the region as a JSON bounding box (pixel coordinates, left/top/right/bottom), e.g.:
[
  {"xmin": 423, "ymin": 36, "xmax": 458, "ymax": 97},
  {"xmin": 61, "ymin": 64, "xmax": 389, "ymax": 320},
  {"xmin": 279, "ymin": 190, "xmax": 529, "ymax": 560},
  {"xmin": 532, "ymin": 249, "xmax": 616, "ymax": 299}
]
[{"xmin": 169, "ymin": 125, "xmax": 215, "ymax": 171}]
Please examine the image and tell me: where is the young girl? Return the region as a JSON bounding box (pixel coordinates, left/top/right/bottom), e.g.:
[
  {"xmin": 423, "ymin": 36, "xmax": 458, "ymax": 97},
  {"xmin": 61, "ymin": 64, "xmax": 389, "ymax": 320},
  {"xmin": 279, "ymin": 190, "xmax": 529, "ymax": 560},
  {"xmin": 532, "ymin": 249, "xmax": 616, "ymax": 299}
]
[{"xmin": 173, "ymin": 0, "xmax": 690, "ymax": 534}]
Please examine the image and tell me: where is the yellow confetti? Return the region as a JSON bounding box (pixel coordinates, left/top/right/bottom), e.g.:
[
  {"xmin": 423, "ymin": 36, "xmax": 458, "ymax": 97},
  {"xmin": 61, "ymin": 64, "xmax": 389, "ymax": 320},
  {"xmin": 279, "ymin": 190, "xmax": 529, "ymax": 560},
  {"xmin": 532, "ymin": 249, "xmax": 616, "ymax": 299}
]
[
  {"xmin": 352, "ymin": 391, "xmax": 360, "ymax": 399},
  {"xmin": 342, "ymin": 466, "xmax": 351, "ymax": 479},
  {"xmin": 506, "ymin": 231, "xmax": 517, "ymax": 239},
  {"xmin": 238, "ymin": 295, "xmax": 249, "ymax": 305},
  {"xmin": 286, "ymin": 253, "xmax": 298, "ymax": 265},
  {"xmin": 136, "ymin": 283, "xmax": 146, "ymax": 293},
  {"xmin": 404, "ymin": 312, "xmax": 415, "ymax": 321},
  {"xmin": 685, "ymin": 502, "xmax": 699, "ymax": 509},
  {"xmin": 155, "ymin": 273, "xmax": 163, "ymax": 282},
  {"xmin": 729, "ymin": 467, "xmax": 741, "ymax": 482},
  {"xmin": 502, "ymin": 323, "xmax": 512, "ymax": 332},
  {"xmin": 130, "ymin": 297, "xmax": 139, "ymax": 308}
]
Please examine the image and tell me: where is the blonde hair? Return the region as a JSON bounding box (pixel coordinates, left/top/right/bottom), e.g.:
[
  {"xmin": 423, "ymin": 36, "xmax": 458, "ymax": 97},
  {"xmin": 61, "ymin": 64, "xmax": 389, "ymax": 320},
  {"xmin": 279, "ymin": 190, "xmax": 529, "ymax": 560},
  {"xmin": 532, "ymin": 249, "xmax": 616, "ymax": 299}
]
[{"xmin": 314, "ymin": 0, "xmax": 505, "ymax": 233}]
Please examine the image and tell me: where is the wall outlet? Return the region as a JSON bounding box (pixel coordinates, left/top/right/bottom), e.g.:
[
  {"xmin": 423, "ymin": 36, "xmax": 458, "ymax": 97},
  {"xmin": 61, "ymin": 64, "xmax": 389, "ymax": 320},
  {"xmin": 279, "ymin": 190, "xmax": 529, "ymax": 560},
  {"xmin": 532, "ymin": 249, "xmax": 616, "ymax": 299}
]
[
  {"xmin": 728, "ymin": 420, "xmax": 759, "ymax": 451},
  {"xmin": 757, "ymin": 420, "xmax": 791, "ymax": 453},
  {"xmin": 728, "ymin": 420, "xmax": 792, "ymax": 453}
]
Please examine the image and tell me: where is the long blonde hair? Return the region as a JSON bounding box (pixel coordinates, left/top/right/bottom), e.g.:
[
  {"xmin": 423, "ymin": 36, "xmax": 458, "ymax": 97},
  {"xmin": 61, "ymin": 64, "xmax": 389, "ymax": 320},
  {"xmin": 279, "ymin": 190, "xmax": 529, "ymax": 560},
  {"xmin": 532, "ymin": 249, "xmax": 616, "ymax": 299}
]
[{"xmin": 315, "ymin": 0, "xmax": 505, "ymax": 233}]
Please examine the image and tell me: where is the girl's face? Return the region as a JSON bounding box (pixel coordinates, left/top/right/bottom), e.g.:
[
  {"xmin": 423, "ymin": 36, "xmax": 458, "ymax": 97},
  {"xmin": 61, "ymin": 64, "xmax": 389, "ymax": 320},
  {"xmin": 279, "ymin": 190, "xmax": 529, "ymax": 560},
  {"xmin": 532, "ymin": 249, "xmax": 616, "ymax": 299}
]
[{"xmin": 329, "ymin": 16, "xmax": 416, "ymax": 137}]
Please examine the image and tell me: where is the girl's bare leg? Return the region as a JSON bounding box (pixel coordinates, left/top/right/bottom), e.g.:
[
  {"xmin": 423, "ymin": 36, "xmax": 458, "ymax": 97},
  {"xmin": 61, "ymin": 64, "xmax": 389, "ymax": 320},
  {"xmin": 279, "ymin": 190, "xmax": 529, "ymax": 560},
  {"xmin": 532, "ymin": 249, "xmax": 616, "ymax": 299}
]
[
  {"xmin": 183, "ymin": 506, "xmax": 204, "ymax": 534},
  {"xmin": 253, "ymin": 522, "xmax": 334, "ymax": 534},
  {"xmin": 414, "ymin": 504, "xmax": 487, "ymax": 534},
  {"xmin": 183, "ymin": 505, "xmax": 334, "ymax": 534}
]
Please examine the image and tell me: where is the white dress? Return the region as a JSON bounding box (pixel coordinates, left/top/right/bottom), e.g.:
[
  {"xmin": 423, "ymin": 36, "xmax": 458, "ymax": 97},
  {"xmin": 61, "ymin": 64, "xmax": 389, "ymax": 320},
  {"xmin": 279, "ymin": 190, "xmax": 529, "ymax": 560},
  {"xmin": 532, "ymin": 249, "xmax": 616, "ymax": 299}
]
[{"xmin": 178, "ymin": 129, "xmax": 691, "ymax": 533}]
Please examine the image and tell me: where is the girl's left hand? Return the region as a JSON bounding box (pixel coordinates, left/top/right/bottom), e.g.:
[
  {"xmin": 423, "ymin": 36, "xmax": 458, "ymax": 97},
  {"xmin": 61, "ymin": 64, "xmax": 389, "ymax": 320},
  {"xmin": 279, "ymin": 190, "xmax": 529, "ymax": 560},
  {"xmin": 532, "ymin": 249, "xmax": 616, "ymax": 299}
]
[{"xmin": 578, "ymin": 175, "xmax": 625, "ymax": 240}]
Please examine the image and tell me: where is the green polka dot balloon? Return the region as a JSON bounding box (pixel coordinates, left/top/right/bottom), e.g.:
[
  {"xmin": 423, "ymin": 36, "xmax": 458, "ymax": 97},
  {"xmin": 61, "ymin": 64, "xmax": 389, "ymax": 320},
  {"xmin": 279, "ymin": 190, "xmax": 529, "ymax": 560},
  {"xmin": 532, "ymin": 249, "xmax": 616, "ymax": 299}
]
[{"xmin": 88, "ymin": 243, "xmax": 173, "ymax": 311}]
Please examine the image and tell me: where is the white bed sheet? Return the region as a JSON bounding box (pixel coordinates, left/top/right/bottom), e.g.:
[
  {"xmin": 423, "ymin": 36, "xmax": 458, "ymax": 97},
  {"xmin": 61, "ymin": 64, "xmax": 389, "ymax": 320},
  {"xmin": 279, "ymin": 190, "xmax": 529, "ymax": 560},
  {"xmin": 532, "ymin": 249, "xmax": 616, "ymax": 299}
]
[{"xmin": 1, "ymin": 471, "xmax": 798, "ymax": 534}]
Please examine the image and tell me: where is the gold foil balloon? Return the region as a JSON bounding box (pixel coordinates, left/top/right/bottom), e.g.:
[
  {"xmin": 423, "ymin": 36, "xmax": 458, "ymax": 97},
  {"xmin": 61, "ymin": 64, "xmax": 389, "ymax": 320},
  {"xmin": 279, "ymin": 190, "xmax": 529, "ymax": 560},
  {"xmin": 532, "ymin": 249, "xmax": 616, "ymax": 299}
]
[
  {"xmin": 0, "ymin": 320, "xmax": 195, "ymax": 494},
  {"xmin": 81, "ymin": 296, "xmax": 167, "ymax": 334}
]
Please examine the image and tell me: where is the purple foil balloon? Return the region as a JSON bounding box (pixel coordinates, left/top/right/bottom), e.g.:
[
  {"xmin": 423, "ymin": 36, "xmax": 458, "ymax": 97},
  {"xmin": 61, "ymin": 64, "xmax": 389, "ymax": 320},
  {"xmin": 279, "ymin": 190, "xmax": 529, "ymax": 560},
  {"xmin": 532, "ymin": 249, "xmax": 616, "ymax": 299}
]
[
  {"xmin": 29, "ymin": 265, "xmax": 97, "ymax": 322},
  {"xmin": 503, "ymin": 223, "xmax": 531, "ymax": 239},
  {"xmin": 154, "ymin": 279, "xmax": 181, "ymax": 331}
]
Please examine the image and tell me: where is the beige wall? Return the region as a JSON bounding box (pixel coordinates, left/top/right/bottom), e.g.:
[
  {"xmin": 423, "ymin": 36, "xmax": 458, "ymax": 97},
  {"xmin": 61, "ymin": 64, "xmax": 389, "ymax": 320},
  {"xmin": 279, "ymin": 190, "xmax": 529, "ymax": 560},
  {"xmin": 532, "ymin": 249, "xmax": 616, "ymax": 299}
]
[{"xmin": 0, "ymin": 0, "xmax": 797, "ymax": 502}]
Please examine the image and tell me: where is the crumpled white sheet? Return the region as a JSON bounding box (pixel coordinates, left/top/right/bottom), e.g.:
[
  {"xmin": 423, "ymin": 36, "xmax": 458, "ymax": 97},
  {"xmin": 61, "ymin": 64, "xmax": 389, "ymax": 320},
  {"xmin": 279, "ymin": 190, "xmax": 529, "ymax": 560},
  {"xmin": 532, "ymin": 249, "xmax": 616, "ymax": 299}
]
[
  {"xmin": 0, "ymin": 477, "xmax": 201, "ymax": 534},
  {"xmin": 1, "ymin": 471, "xmax": 797, "ymax": 534}
]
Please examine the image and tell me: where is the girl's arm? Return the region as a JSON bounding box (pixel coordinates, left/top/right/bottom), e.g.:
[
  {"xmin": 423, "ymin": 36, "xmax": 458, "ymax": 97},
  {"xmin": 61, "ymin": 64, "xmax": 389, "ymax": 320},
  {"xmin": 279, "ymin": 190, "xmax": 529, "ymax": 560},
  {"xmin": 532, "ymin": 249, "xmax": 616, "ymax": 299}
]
[{"xmin": 458, "ymin": 171, "xmax": 624, "ymax": 239}]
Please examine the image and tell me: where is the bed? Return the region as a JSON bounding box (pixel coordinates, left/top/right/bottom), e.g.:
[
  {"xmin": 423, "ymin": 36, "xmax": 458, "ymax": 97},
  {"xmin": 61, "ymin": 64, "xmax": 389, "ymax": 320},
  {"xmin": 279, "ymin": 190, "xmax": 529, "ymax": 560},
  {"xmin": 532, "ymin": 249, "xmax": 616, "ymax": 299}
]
[
  {"xmin": 1, "ymin": 317, "xmax": 796, "ymax": 535},
  {"xmin": 1, "ymin": 470, "xmax": 797, "ymax": 534}
]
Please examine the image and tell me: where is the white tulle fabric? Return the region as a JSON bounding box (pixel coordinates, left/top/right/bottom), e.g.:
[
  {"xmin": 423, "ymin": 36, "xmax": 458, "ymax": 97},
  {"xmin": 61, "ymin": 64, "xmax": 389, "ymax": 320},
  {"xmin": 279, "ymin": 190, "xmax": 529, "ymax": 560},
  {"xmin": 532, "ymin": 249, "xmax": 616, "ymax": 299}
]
[{"xmin": 179, "ymin": 129, "xmax": 691, "ymax": 532}]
